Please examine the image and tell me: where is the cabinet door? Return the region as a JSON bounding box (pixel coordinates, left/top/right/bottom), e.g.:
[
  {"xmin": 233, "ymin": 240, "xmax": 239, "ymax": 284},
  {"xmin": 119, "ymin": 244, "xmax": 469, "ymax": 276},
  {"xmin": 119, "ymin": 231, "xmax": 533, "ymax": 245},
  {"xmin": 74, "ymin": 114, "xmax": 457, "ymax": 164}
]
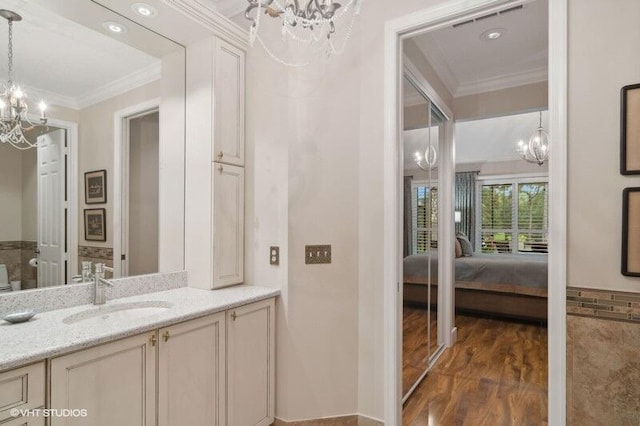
[
  {"xmin": 212, "ymin": 163, "xmax": 244, "ymax": 288},
  {"xmin": 227, "ymin": 298, "xmax": 275, "ymax": 426},
  {"xmin": 50, "ymin": 333, "xmax": 156, "ymax": 426},
  {"xmin": 158, "ymin": 313, "xmax": 226, "ymax": 426},
  {"xmin": 213, "ymin": 38, "xmax": 245, "ymax": 166}
]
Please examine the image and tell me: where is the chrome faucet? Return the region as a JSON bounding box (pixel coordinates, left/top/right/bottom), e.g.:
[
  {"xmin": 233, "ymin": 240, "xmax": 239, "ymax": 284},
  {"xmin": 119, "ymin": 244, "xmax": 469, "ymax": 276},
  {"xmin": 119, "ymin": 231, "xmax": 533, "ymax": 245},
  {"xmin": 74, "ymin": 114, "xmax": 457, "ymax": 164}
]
[{"xmin": 94, "ymin": 263, "xmax": 114, "ymax": 305}]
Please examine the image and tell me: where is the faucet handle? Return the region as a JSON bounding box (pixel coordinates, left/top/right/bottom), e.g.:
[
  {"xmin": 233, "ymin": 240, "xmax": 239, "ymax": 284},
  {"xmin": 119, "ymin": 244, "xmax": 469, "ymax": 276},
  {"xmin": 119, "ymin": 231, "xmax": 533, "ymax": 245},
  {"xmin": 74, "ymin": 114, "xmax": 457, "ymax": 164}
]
[{"xmin": 94, "ymin": 263, "xmax": 113, "ymax": 274}]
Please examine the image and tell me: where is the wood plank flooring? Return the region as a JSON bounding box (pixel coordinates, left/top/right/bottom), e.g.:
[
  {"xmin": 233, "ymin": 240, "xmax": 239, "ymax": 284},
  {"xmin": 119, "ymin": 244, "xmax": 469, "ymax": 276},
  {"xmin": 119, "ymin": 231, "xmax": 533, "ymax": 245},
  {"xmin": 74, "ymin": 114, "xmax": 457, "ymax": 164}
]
[
  {"xmin": 403, "ymin": 315, "xmax": 548, "ymax": 425},
  {"xmin": 403, "ymin": 306, "xmax": 439, "ymax": 396}
]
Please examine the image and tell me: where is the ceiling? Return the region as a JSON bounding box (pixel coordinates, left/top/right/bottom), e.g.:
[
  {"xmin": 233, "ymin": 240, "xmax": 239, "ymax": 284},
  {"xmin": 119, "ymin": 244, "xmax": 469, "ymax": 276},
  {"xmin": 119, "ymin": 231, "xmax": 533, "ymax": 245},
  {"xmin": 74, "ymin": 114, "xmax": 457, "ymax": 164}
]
[
  {"xmin": 404, "ymin": 110, "xmax": 549, "ymax": 169},
  {"xmin": 206, "ymin": 0, "xmax": 247, "ymax": 17},
  {"xmin": 411, "ymin": 0, "xmax": 548, "ymax": 98},
  {"xmin": 0, "ymin": 0, "xmax": 165, "ymax": 109}
]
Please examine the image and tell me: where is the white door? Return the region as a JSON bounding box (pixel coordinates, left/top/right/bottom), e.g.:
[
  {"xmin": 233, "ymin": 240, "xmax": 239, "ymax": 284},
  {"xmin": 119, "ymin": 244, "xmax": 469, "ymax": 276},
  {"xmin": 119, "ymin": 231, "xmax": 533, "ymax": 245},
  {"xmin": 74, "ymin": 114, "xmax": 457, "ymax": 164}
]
[{"xmin": 37, "ymin": 129, "xmax": 66, "ymax": 286}]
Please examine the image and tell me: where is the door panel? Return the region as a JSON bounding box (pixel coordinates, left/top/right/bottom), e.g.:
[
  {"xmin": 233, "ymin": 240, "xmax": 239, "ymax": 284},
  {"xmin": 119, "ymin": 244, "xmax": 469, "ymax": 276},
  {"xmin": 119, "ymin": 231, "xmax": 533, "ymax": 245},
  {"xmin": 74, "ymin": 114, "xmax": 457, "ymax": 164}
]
[{"xmin": 37, "ymin": 129, "xmax": 66, "ymax": 286}]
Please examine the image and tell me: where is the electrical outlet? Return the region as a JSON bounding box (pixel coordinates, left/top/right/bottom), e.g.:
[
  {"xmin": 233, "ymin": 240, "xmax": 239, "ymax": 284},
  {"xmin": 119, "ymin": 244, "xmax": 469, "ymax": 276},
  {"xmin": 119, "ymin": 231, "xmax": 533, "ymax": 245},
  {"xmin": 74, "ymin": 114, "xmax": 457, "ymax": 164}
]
[
  {"xmin": 305, "ymin": 245, "xmax": 331, "ymax": 264},
  {"xmin": 270, "ymin": 246, "xmax": 280, "ymax": 265}
]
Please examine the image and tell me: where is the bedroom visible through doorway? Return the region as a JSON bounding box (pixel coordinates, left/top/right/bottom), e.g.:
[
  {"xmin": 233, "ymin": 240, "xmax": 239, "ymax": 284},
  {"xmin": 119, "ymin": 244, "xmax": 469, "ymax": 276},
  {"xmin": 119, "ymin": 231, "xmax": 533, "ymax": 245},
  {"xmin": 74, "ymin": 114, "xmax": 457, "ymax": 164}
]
[{"xmin": 399, "ymin": 0, "xmax": 549, "ymax": 422}]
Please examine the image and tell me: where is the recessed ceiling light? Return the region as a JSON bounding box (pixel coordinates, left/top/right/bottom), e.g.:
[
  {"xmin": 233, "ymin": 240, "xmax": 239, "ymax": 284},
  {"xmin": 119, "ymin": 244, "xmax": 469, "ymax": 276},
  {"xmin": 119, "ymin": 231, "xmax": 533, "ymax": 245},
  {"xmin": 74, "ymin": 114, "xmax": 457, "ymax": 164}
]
[
  {"xmin": 131, "ymin": 3, "xmax": 158, "ymax": 18},
  {"xmin": 103, "ymin": 21, "xmax": 127, "ymax": 34},
  {"xmin": 480, "ymin": 28, "xmax": 506, "ymax": 41}
]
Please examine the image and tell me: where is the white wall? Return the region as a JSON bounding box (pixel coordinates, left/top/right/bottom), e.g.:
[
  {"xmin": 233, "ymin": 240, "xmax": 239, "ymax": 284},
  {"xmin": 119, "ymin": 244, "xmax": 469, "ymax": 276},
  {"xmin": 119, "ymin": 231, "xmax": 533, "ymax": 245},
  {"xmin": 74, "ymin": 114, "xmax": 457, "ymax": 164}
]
[
  {"xmin": 239, "ymin": 0, "xmax": 463, "ymax": 421},
  {"xmin": 568, "ymin": 0, "xmax": 640, "ymax": 292}
]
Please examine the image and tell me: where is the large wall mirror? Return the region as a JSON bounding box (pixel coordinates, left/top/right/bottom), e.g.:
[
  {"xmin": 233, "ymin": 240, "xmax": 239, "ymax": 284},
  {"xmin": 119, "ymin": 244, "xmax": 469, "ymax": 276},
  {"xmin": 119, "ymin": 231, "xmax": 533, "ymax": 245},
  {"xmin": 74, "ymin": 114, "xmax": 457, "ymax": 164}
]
[{"xmin": 0, "ymin": 0, "xmax": 186, "ymax": 292}]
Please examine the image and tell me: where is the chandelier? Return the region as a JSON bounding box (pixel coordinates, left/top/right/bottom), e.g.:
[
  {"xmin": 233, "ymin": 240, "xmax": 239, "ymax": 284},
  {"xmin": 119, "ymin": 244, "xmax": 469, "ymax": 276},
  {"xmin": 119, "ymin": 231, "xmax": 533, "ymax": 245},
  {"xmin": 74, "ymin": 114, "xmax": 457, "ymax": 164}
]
[
  {"xmin": 518, "ymin": 111, "xmax": 549, "ymax": 166},
  {"xmin": 244, "ymin": 0, "xmax": 363, "ymax": 66},
  {"xmin": 414, "ymin": 145, "xmax": 437, "ymax": 171},
  {"xmin": 0, "ymin": 10, "xmax": 47, "ymax": 151}
]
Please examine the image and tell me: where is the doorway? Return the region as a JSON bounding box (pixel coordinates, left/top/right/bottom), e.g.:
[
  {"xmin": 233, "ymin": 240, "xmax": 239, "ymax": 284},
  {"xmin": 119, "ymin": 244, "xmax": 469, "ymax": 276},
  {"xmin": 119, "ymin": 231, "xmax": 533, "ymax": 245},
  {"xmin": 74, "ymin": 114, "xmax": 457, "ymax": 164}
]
[
  {"xmin": 114, "ymin": 103, "xmax": 160, "ymax": 278},
  {"xmin": 383, "ymin": 0, "xmax": 567, "ymax": 424}
]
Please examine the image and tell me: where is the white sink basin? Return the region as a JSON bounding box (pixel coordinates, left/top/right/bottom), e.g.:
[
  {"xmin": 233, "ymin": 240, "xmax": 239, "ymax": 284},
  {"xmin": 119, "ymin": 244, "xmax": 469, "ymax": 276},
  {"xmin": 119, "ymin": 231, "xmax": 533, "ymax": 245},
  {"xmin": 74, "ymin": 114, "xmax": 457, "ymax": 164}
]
[{"xmin": 63, "ymin": 301, "xmax": 173, "ymax": 325}]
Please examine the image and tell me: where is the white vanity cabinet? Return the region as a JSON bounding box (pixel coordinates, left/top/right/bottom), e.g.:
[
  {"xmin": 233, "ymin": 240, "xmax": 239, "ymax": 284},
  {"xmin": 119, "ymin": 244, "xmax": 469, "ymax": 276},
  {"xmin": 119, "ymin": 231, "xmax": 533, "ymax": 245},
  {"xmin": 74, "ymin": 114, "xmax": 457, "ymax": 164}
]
[
  {"xmin": 46, "ymin": 298, "xmax": 274, "ymax": 426},
  {"xmin": 157, "ymin": 312, "xmax": 226, "ymax": 426},
  {"xmin": 226, "ymin": 298, "xmax": 275, "ymax": 426},
  {"xmin": 49, "ymin": 333, "xmax": 156, "ymax": 426}
]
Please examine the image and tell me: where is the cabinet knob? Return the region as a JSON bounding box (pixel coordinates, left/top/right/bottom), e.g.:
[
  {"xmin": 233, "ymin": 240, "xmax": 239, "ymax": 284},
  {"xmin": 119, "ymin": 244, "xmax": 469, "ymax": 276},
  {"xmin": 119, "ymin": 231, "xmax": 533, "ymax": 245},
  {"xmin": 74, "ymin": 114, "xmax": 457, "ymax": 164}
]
[
  {"xmin": 230, "ymin": 311, "xmax": 236, "ymax": 321},
  {"xmin": 217, "ymin": 151, "xmax": 224, "ymax": 159},
  {"xmin": 163, "ymin": 331, "xmax": 170, "ymax": 342},
  {"xmin": 217, "ymin": 164, "xmax": 224, "ymax": 173},
  {"xmin": 150, "ymin": 334, "xmax": 157, "ymax": 346}
]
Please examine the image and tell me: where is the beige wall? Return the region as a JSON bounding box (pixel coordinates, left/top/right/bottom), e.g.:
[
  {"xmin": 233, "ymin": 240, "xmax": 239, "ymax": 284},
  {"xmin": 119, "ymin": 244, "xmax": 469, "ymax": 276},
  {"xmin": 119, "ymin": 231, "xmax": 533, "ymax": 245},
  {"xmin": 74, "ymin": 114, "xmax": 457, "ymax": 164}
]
[
  {"xmin": 78, "ymin": 80, "xmax": 161, "ymax": 248},
  {"xmin": 568, "ymin": 0, "xmax": 640, "ymax": 292},
  {"xmin": 454, "ymin": 81, "xmax": 548, "ymax": 121},
  {"xmin": 0, "ymin": 144, "xmax": 23, "ymax": 241},
  {"xmin": 21, "ymin": 149, "xmax": 37, "ymax": 242}
]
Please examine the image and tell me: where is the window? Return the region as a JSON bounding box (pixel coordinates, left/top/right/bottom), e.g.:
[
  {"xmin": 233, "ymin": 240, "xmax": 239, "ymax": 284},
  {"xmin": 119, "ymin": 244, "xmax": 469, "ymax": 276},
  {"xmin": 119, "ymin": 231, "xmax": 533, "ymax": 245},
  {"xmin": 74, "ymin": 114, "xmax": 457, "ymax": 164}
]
[
  {"xmin": 411, "ymin": 181, "xmax": 438, "ymax": 254},
  {"xmin": 478, "ymin": 178, "xmax": 548, "ymax": 254}
]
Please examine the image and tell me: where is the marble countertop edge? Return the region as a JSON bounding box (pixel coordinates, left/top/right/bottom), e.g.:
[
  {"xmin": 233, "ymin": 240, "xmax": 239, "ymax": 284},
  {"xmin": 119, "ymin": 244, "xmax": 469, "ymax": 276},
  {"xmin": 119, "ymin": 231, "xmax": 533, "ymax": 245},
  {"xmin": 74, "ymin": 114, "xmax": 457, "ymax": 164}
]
[{"xmin": 0, "ymin": 285, "xmax": 280, "ymax": 372}]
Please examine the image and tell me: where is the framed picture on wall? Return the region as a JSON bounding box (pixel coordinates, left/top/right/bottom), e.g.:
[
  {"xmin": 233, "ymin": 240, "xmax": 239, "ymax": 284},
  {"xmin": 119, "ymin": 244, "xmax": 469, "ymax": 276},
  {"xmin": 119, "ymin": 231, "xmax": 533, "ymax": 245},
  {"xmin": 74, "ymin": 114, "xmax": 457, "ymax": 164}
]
[
  {"xmin": 622, "ymin": 188, "xmax": 640, "ymax": 276},
  {"xmin": 85, "ymin": 169, "xmax": 107, "ymax": 204},
  {"xmin": 621, "ymin": 84, "xmax": 640, "ymax": 174},
  {"xmin": 84, "ymin": 208, "xmax": 107, "ymax": 242}
]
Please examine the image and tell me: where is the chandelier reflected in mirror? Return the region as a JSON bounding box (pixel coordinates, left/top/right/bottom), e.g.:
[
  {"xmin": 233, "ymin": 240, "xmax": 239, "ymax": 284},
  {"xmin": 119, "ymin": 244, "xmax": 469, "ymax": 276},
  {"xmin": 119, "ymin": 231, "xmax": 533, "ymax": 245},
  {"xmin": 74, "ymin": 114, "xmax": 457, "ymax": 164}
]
[
  {"xmin": 0, "ymin": 10, "xmax": 48, "ymax": 151},
  {"xmin": 244, "ymin": 0, "xmax": 363, "ymax": 66},
  {"xmin": 518, "ymin": 111, "xmax": 549, "ymax": 166}
]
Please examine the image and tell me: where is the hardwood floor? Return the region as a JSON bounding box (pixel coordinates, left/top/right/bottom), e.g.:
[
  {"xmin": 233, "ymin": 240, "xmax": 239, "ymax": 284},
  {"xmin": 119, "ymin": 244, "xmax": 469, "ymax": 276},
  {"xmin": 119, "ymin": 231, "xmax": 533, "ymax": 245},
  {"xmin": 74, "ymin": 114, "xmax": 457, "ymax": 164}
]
[
  {"xmin": 403, "ymin": 306, "xmax": 439, "ymax": 396},
  {"xmin": 403, "ymin": 315, "xmax": 548, "ymax": 425}
]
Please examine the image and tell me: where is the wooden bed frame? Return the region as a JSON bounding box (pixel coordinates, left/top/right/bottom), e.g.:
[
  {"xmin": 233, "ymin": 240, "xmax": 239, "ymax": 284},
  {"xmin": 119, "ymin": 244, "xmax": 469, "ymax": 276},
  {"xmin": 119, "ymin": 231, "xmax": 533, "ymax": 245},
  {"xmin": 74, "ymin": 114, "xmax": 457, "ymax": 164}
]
[{"xmin": 403, "ymin": 279, "xmax": 547, "ymax": 322}]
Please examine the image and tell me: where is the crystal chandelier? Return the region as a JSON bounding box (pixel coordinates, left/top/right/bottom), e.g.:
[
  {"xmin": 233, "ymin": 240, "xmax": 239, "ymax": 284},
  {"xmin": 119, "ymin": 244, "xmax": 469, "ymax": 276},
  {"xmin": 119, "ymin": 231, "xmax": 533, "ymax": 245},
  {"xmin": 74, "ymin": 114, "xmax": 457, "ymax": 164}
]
[
  {"xmin": 0, "ymin": 10, "xmax": 48, "ymax": 151},
  {"xmin": 517, "ymin": 111, "xmax": 549, "ymax": 166},
  {"xmin": 245, "ymin": 0, "xmax": 363, "ymax": 66}
]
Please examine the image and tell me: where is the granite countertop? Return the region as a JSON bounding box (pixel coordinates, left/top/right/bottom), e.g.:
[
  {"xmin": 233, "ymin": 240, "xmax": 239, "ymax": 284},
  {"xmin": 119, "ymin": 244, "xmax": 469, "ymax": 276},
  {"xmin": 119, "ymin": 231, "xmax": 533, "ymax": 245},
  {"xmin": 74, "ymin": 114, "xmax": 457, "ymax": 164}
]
[{"xmin": 0, "ymin": 285, "xmax": 279, "ymax": 372}]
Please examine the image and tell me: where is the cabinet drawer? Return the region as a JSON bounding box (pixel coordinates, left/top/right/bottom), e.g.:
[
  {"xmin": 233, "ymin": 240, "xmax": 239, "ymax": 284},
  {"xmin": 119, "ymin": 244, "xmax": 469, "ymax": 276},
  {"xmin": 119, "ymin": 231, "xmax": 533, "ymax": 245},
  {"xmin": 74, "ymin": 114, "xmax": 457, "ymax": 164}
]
[
  {"xmin": 0, "ymin": 362, "xmax": 45, "ymax": 423},
  {"xmin": 1, "ymin": 412, "xmax": 45, "ymax": 426}
]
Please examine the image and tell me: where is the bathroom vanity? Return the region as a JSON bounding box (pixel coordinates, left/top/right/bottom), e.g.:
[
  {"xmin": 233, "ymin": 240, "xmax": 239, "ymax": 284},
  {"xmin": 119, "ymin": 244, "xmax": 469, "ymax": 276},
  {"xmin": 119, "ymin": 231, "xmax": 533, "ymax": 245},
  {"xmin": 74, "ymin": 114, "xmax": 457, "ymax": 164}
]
[{"xmin": 0, "ymin": 274, "xmax": 277, "ymax": 426}]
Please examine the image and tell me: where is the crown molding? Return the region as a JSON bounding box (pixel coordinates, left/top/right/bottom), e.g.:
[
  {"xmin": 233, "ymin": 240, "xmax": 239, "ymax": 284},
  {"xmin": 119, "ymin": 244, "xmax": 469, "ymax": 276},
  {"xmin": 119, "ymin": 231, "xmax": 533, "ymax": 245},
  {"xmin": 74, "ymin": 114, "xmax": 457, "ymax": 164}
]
[
  {"xmin": 77, "ymin": 62, "xmax": 162, "ymax": 109},
  {"xmin": 160, "ymin": 0, "xmax": 249, "ymax": 50},
  {"xmin": 23, "ymin": 62, "xmax": 161, "ymax": 111},
  {"xmin": 19, "ymin": 84, "xmax": 79, "ymax": 110},
  {"xmin": 454, "ymin": 66, "xmax": 547, "ymax": 97}
]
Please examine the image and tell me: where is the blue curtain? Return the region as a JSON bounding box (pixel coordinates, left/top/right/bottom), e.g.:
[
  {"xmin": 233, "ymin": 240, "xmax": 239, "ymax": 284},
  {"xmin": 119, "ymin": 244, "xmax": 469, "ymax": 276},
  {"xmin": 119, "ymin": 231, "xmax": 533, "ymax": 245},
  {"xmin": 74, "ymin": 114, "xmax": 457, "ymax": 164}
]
[{"xmin": 455, "ymin": 172, "xmax": 479, "ymax": 248}]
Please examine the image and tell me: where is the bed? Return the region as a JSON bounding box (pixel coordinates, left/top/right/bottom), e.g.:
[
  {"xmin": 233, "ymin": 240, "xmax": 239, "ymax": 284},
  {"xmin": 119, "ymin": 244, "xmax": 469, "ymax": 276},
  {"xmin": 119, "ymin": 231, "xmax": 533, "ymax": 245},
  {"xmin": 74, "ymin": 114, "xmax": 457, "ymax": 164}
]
[{"xmin": 403, "ymin": 252, "xmax": 548, "ymax": 321}]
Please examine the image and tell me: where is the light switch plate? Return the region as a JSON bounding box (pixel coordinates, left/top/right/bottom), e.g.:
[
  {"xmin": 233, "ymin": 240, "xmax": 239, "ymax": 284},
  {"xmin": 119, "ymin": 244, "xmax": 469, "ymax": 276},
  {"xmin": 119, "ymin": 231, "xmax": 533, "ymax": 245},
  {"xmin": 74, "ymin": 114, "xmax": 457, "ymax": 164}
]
[
  {"xmin": 305, "ymin": 245, "xmax": 331, "ymax": 264},
  {"xmin": 270, "ymin": 246, "xmax": 280, "ymax": 265}
]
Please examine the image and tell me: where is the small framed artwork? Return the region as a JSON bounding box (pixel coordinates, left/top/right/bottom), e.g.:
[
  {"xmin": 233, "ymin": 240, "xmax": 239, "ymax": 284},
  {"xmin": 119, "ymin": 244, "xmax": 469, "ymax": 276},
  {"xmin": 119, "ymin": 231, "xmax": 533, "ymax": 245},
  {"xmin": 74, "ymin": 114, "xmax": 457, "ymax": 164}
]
[
  {"xmin": 621, "ymin": 84, "xmax": 640, "ymax": 175},
  {"xmin": 622, "ymin": 188, "xmax": 640, "ymax": 276},
  {"xmin": 85, "ymin": 170, "xmax": 107, "ymax": 204},
  {"xmin": 84, "ymin": 208, "xmax": 106, "ymax": 242}
]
